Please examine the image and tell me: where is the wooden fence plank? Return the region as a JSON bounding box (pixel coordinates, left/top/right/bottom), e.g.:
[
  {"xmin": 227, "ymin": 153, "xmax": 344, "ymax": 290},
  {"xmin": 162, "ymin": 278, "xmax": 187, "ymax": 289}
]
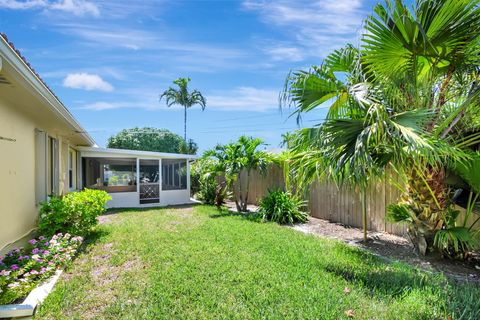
[{"xmin": 235, "ymin": 165, "xmax": 411, "ymax": 236}]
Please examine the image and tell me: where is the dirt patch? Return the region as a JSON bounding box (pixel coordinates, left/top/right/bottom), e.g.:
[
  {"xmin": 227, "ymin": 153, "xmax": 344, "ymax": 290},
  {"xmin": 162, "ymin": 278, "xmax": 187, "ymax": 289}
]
[
  {"xmin": 291, "ymin": 216, "xmax": 480, "ymax": 284},
  {"xmin": 97, "ymin": 215, "xmax": 112, "ymax": 225},
  {"xmin": 162, "ymin": 208, "xmax": 202, "ymax": 231}
]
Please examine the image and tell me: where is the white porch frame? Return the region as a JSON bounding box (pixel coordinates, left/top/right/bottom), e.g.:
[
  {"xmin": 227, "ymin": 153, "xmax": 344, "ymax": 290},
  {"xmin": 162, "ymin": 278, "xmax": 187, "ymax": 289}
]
[{"xmin": 78, "ymin": 147, "xmax": 196, "ymax": 208}]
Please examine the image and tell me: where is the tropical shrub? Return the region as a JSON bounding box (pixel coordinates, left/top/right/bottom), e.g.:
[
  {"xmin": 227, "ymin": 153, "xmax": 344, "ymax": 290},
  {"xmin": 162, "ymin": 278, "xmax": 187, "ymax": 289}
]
[
  {"xmin": 205, "ymin": 136, "xmax": 271, "ymax": 212},
  {"xmin": 0, "ymin": 233, "xmax": 83, "ymax": 304},
  {"xmin": 196, "ymin": 176, "xmax": 217, "ymax": 205},
  {"xmin": 39, "ymin": 189, "xmax": 111, "ymax": 236},
  {"xmin": 258, "ymin": 189, "xmax": 308, "ymax": 224},
  {"xmin": 280, "ymin": 0, "xmax": 480, "ymax": 254}
]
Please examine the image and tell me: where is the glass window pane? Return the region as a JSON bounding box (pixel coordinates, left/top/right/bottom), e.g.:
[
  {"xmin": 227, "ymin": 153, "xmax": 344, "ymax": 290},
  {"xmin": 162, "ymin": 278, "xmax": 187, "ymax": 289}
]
[{"xmin": 103, "ymin": 163, "xmax": 136, "ymax": 186}]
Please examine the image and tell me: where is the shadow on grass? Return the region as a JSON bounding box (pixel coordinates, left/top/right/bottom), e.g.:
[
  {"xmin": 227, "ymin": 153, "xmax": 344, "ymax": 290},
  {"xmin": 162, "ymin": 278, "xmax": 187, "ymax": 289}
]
[
  {"xmin": 322, "ymin": 245, "xmax": 480, "ymax": 319},
  {"xmin": 76, "ymin": 228, "xmax": 110, "ymax": 256},
  {"xmin": 105, "ymin": 203, "xmax": 203, "ymax": 215},
  {"xmin": 323, "ymin": 242, "xmax": 436, "ymax": 298},
  {"xmin": 209, "ymin": 207, "xmax": 263, "ymax": 222}
]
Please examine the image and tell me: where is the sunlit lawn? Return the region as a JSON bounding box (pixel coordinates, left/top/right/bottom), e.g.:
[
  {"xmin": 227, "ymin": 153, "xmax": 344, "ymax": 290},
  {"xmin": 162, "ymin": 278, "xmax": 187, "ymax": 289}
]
[{"xmin": 36, "ymin": 205, "xmax": 479, "ymax": 319}]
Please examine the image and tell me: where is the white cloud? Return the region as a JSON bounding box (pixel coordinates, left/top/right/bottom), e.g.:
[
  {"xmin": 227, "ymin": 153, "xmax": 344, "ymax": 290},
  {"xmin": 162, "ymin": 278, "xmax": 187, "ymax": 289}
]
[
  {"xmin": 80, "ymin": 87, "xmax": 279, "ymax": 112},
  {"xmin": 244, "ymin": 0, "xmax": 367, "ymax": 59},
  {"xmin": 82, "ymin": 102, "xmax": 119, "ymax": 110},
  {"xmin": 263, "ymin": 46, "xmax": 303, "ymax": 62},
  {"xmin": 50, "ymin": 0, "xmax": 99, "ymax": 16},
  {"xmin": 0, "ymin": 0, "xmax": 45, "ymax": 9},
  {"xmin": 207, "ymin": 87, "xmax": 279, "ymax": 112},
  {"xmin": 0, "ymin": 0, "xmax": 99, "ymax": 16},
  {"xmin": 63, "ymin": 73, "xmax": 114, "ymax": 92}
]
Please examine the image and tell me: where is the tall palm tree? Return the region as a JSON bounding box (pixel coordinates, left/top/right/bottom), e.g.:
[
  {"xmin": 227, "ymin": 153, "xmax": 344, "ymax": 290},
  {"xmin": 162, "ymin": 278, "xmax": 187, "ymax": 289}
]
[
  {"xmin": 160, "ymin": 78, "xmax": 206, "ymax": 141},
  {"xmin": 281, "ymin": 0, "xmax": 480, "ymax": 251}
]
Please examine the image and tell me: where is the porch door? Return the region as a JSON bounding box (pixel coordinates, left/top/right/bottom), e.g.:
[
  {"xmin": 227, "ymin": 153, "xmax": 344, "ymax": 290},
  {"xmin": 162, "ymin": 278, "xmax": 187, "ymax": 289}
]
[{"xmin": 139, "ymin": 159, "xmax": 160, "ymax": 204}]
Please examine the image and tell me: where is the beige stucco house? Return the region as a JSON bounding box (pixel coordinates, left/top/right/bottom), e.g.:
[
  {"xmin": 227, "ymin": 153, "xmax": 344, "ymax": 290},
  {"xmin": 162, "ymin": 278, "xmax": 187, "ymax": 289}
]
[{"xmin": 0, "ymin": 34, "xmax": 195, "ymax": 254}]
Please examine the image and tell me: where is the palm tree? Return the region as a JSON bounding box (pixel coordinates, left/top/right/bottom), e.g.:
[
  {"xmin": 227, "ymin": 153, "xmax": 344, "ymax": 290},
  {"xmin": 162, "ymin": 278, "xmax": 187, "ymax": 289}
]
[
  {"xmin": 160, "ymin": 78, "xmax": 206, "ymax": 141},
  {"xmin": 281, "ymin": 0, "xmax": 480, "ymax": 251},
  {"xmin": 205, "ymin": 136, "xmax": 270, "ymax": 212}
]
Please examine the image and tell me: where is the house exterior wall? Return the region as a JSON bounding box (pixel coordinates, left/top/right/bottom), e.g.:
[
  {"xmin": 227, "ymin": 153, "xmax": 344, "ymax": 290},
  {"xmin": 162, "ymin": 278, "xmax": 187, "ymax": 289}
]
[
  {"xmin": 0, "ymin": 97, "xmax": 79, "ymax": 253},
  {"xmin": 0, "ymin": 97, "xmax": 38, "ymax": 252}
]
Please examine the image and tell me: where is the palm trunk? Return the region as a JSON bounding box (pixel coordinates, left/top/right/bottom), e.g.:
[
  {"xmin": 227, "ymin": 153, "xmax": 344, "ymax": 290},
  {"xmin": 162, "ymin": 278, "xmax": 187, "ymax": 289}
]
[
  {"xmin": 361, "ymin": 187, "xmax": 367, "ymax": 242},
  {"xmin": 184, "ymin": 106, "xmax": 187, "ymax": 141},
  {"xmin": 243, "ymin": 170, "xmax": 251, "ymax": 212}
]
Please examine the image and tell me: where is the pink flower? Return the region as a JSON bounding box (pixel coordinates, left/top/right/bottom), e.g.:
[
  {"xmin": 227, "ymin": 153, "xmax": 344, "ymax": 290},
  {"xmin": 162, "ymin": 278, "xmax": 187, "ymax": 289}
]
[
  {"xmin": 0, "ymin": 270, "xmax": 11, "ymax": 276},
  {"xmin": 28, "ymin": 239, "xmax": 37, "ymax": 245}
]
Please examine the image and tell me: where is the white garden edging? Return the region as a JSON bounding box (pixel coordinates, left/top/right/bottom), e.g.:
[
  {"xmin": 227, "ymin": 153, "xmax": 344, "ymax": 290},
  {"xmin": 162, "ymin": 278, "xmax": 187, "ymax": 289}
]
[{"xmin": 0, "ymin": 269, "xmax": 63, "ymax": 319}]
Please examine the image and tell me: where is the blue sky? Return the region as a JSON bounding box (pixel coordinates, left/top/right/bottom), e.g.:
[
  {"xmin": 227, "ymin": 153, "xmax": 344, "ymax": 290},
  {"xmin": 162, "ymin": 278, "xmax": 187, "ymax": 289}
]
[{"xmin": 0, "ymin": 0, "xmax": 378, "ymax": 152}]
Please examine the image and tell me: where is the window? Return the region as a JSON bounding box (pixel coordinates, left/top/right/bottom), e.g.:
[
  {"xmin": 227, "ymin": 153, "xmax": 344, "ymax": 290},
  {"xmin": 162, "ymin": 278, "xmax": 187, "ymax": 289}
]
[
  {"xmin": 162, "ymin": 159, "xmax": 187, "ymax": 190},
  {"xmin": 68, "ymin": 149, "xmax": 75, "ymax": 190},
  {"xmin": 103, "ymin": 163, "xmax": 137, "ymax": 187}
]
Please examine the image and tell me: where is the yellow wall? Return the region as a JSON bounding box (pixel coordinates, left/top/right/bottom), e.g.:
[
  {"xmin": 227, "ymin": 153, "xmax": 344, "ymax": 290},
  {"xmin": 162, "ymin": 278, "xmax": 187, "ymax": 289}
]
[{"xmin": 0, "ymin": 97, "xmax": 76, "ymax": 252}]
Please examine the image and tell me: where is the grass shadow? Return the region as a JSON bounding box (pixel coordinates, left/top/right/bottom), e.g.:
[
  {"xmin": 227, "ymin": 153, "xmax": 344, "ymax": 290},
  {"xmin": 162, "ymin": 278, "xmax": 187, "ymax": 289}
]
[
  {"xmin": 75, "ymin": 228, "xmax": 110, "ymax": 256},
  {"xmin": 105, "ymin": 203, "xmax": 203, "ymax": 215},
  {"xmin": 209, "ymin": 207, "xmax": 263, "ymax": 222},
  {"xmin": 322, "ymin": 242, "xmax": 438, "ymax": 298}
]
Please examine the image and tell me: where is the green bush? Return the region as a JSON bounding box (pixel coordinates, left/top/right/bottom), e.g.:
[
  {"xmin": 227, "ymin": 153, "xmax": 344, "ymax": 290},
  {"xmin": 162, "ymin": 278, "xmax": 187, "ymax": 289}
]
[
  {"xmin": 258, "ymin": 189, "xmax": 308, "ymax": 224},
  {"xmin": 39, "ymin": 189, "xmax": 111, "ymax": 236},
  {"xmin": 197, "ymin": 177, "xmax": 217, "ymax": 205}
]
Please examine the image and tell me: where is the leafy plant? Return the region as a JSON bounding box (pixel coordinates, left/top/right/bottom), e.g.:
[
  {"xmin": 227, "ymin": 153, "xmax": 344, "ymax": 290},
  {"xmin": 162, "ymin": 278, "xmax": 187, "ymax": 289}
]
[
  {"xmin": 258, "ymin": 189, "xmax": 308, "ymax": 224},
  {"xmin": 191, "ymin": 157, "xmax": 227, "ymax": 206},
  {"xmin": 196, "ymin": 176, "xmax": 217, "ymax": 205},
  {"xmin": 38, "ymin": 189, "xmax": 111, "ymax": 236},
  {"xmin": 280, "ymin": 0, "xmax": 480, "ymax": 252}
]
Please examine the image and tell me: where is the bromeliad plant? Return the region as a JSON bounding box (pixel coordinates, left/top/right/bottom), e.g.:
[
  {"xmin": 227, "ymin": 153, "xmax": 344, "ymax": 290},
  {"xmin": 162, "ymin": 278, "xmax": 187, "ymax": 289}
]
[
  {"xmin": 281, "ymin": 0, "xmax": 480, "ymax": 255},
  {"xmin": 0, "ymin": 233, "xmax": 83, "ymax": 305},
  {"xmin": 258, "ymin": 189, "xmax": 308, "ymax": 224}
]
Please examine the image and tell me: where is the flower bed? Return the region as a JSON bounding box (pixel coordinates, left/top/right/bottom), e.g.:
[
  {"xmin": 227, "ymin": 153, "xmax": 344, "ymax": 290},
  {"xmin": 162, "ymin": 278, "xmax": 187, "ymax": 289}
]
[{"xmin": 0, "ymin": 233, "xmax": 82, "ymax": 305}]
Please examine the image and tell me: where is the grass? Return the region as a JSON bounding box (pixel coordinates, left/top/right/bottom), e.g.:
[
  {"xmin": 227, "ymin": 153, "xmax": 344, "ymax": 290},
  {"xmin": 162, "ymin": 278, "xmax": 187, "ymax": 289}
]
[{"xmin": 36, "ymin": 205, "xmax": 479, "ymax": 320}]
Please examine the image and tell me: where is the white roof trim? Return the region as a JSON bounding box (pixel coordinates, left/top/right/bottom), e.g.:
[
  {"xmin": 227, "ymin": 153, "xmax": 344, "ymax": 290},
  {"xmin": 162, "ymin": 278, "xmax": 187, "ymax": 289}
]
[
  {"xmin": 77, "ymin": 147, "xmax": 198, "ymax": 159},
  {"xmin": 0, "ymin": 36, "xmax": 95, "ymax": 146}
]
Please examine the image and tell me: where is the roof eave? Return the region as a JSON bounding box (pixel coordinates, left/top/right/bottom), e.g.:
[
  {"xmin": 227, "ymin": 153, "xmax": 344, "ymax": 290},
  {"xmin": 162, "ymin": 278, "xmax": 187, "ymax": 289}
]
[{"xmin": 0, "ymin": 34, "xmax": 96, "ymax": 146}]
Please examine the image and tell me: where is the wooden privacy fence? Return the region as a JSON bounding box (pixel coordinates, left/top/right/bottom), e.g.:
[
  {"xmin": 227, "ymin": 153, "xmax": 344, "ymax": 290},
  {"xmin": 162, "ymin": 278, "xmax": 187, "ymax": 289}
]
[{"xmin": 236, "ymin": 165, "xmax": 407, "ymax": 236}]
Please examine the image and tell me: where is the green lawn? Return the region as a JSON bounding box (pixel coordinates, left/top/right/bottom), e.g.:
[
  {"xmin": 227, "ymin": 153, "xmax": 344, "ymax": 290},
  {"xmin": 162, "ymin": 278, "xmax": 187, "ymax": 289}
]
[{"xmin": 36, "ymin": 206, "xmax": 479, "ymax": 320}]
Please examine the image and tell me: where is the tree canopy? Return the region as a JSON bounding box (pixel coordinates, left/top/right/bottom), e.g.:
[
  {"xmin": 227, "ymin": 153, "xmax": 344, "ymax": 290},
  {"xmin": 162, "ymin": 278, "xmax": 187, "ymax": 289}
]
[{"xmin": 107, "ymin": 127, "xmax": 197, "ymax": 154}]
